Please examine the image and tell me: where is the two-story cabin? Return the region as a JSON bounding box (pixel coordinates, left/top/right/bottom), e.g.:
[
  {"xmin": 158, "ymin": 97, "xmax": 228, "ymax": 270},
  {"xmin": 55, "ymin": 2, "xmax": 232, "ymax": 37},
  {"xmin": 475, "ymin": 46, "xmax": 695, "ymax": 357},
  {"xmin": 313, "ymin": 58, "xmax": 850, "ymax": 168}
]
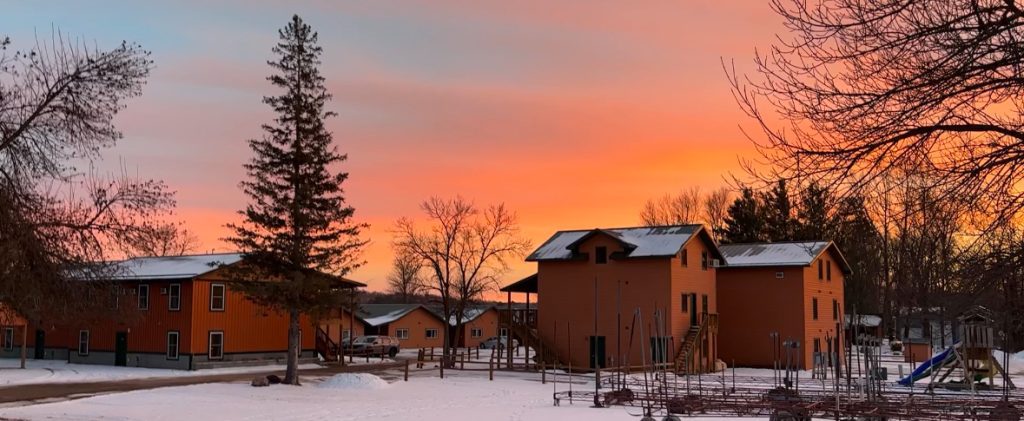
[
  {"xmin": 524, "ymin": 225, "xmax": 724, "ymax": 372},
  {"xmin": 717, "ymin": 241, "xmax": 850, "ymax": 369},
  {"xmin": 7, "ymin": 253, "xmax": 364, "ymax": 370}
]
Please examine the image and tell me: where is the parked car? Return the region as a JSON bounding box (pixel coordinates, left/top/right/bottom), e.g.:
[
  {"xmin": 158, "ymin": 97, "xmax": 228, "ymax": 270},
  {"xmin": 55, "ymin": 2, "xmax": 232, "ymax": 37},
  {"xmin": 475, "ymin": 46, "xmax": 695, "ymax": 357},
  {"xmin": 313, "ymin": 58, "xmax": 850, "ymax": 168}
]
[
  {"xmin": 347, "ymin": 335, "xmax": 401, "ymax": 358},
  {"xmin": 479, "ymin": 336, "xmax": 519, "ymax": 349}
]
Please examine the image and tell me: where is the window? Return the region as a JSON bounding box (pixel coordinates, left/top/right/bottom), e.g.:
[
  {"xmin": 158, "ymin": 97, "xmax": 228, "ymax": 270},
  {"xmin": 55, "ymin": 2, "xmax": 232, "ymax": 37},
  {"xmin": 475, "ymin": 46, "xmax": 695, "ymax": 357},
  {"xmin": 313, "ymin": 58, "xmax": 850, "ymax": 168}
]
[
  {"xmin": 168, "ymin": 284, "xmax": 181, "ymax": 311},
  {"xmin": 137, "ymin": 284, "xmax": 150, "ymax": 310},
  {"xmin": 425, "ymin": 328, "xmax": 438, "ymax": 339},
  {"xmin": 210, "ymin": 283, "xmax": 225, "ymax": 311},
  {"xmin": 471, "ymin": 328, "xmax": 482, "ymax": 338},
  {"xmin": 499, "ymin": 327, "xmax": 508, "ymax": 337},
  {"xmin": 833, "ymin": 299, "xmax": 839, "ymax": 321},
  {"xmin": 775, "ymin": 271, "xmax": 784, "ymax": 279},
  {"xmin": 78, "ymin": 330, "xmax": 90, "ymax": 356},
  {"xmin": 826, "ymin": 261, "xmax": 832, "ymax": 281},
  {"xmin": 680, "ymin": 293, "xmax": 689, "ymax": 313},
  {"xmin": 595, "ymin": 246, "xmax": 608, "ymax": 264},
  {"xmin": 700, "ymin": 250, "xmax": 708, "ymax": 270},
  {"xmin": 342, "ymin": 330, "xmax": 351, "ymax": 341},
  {"xmin": 2, "ymin": 327, "xmax": 13, "ymax": 351},
  {"xmin": 208, "ymin": 331, "xmax": 224, "ymax": 359},
  {"xmin": 167, "ymin": 331, "xmax": 180, "ymax": 360},
  {"xmin": 813, "ymin": 338, "xmax": 821, "ymax": 353},
  {"xmin": 701, "ymin": 294, "xmax": 708, "ymax": 315},
  {"xmin": 680, "ymin": 249, "xmax": 688, "ymax": 267},
  {"xmin": 396, "ymin": 328, "xmax": 409, "ymax": 340},
  {"xmin": 812, "ymin": 298, "xmax": 819, "ymax": 320},
  {"xmin": 818, "ymin": 260, "xmax": 823, "ymax": 280}
]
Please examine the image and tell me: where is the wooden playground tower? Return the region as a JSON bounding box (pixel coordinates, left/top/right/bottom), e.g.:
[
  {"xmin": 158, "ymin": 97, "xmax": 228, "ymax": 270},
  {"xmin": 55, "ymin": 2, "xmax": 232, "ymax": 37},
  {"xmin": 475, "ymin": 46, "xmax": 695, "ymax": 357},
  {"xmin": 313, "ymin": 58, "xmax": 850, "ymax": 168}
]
[{"xmin": 926, "ymin": 306, "xmax": 1015, "ymax": 392}]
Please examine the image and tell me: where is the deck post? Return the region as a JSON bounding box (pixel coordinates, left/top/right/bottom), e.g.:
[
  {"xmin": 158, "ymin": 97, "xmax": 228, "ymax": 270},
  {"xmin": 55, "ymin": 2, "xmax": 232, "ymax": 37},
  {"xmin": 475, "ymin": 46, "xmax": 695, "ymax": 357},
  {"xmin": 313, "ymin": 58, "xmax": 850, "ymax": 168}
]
[
  {"xmin": 525, "ymin": 292, "xmax": 531, "ymax": 369},
  {"xmin": 507, "ymin": 291, "xmax": 513, "ymax": 369}
]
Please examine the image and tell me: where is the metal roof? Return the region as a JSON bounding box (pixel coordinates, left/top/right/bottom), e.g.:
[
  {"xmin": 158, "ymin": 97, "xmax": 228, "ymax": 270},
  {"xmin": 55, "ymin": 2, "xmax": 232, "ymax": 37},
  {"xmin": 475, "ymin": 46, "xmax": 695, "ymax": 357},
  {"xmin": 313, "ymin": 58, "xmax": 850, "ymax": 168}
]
[
  {"xmin": 718, "ymin": 241, "xmax": 852, "ymax": 273},
  {"xmin": 527, "ymin": 225, "xmax": 719, "ymax": 261},
  {"xmin": 358, "ymin": 304, "xmax": 436, "ymax": 327},
  {"xmin": 108, "ymin": 253, "xmax": 243, "ymax": 280}
]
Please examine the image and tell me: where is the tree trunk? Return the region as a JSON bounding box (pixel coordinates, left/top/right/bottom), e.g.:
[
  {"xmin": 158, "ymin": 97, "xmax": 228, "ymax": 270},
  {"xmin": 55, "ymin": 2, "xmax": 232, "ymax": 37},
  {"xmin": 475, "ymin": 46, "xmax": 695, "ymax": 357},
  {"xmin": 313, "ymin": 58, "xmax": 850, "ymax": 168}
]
[{"xmin": 284, "ymin": 308, "xmax": 301, "ymax": 385}]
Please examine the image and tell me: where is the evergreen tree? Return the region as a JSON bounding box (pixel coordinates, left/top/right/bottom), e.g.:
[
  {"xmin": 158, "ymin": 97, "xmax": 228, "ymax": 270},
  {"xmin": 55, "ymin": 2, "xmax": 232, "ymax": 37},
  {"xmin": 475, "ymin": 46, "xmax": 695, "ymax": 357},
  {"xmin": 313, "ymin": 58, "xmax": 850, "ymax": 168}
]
[
  {"xmin": 762, "ymin": 179, "xmax": 795, "ymax": 241},
  {"xmin": 225, "ymin": 15, "xmax": 367, "ymax": 385},
  {"xmin": 834, "ymin": 195, "xmax": 883, "ymax": 314},
  {"xmin": 722, "ymin": 187, "xmax": 766, "ymax": 243},
  {"xmin": 794, "ymin": 182, "xmax": 836, "ymax": 241}
]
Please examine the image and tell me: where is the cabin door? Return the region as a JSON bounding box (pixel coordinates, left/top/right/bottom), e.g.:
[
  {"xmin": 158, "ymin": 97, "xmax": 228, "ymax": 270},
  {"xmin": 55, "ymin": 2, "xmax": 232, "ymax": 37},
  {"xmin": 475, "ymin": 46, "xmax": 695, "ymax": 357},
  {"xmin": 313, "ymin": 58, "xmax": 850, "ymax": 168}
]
[
  {"xmin": 689, "ymin": 294, "xmax": 698, "ymax": 326},
  {"xmin": 114, "ymin": 331, "xmax": 128, "ymax": 366},
  {"xmin": 34, "ymin": 329, "xmax": 45, "ymax": 359},
  {"xmin": 588, "ymin": 336, "xmax": 606, "ymax": 369}
]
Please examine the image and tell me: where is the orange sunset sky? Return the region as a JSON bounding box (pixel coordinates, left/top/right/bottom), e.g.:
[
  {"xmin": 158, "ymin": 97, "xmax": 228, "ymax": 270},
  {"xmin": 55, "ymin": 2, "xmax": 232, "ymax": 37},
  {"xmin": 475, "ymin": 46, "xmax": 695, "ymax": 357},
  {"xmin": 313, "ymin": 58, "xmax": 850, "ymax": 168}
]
[{"xmin": 2, "ymin": 1, "xmax": 784, "ymax": 290}]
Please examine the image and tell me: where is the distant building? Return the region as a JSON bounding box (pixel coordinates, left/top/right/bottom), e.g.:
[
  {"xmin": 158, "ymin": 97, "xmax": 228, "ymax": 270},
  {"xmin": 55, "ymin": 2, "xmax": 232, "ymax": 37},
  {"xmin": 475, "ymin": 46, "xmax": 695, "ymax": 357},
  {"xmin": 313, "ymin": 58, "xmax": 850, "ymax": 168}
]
[
  {"xmin": 717, "ymin": 241, "xmax": 849, "ymax": 369},
  {"xmin": 356, "ymin": 304, "xmax": 447, "ymax": 349},
  {"xmin": 2, "ymin": 253, "xmax": 363, "ymax": 370}
]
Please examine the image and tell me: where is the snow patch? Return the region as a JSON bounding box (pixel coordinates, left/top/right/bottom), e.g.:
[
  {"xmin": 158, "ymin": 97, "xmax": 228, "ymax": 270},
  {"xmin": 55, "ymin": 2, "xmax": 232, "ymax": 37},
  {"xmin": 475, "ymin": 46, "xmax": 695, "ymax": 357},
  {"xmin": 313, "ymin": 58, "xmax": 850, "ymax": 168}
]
[{"xmin": 315, "ymin": 373, "xmax": 389, "ymax": 390}]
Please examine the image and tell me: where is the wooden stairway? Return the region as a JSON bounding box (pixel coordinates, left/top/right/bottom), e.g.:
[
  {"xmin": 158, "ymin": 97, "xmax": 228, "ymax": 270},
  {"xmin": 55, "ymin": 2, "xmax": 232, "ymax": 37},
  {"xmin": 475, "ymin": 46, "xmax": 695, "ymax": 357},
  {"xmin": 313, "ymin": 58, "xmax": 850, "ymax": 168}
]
[
  {"xmin": 315, "ymin": 327, "xmax": 340, "ymax": 362},
  {"xmin": 503, "ymin": 314, "xmax": 561, "ymax": 367},
  {"xmin": 674, "ymin": 312, "xmax": 717, "ymax": 374}
]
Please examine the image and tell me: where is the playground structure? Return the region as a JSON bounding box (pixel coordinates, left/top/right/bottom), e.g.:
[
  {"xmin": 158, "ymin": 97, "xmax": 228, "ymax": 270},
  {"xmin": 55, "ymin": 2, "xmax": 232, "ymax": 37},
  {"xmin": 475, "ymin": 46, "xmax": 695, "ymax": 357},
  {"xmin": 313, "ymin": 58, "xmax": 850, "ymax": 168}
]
[
  {"xmin": 547, "ymin": 306, "xmax": 1022, "ymax": 420},
  {"xmin": 898, "ymin": 306, "xmax": 1016, "ymax": 393}
]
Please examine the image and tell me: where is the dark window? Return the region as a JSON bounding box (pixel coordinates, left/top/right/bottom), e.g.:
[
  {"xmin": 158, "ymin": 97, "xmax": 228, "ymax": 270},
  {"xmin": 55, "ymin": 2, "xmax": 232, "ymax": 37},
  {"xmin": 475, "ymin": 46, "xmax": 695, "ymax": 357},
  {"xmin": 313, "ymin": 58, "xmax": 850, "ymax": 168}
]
[
  {"xmin": 826, "ymin": 261, "xmax": 832, "ymax": 281},
  {"xmin": 168, "ymin": 284, "xmax": 181, "ymax": 311},
  {"xmin": 396, "ymin": 328, "xmax": 409, "ymax": 340},
  {"xmin": 680, "ymin": 293, "xmax": 689, "ymax": 312},
  {"xmin": 425, "ymin": 328, "xmax": 438, "ymax": 339},
  {"xmin": 680, "ymin": 249, "xmax": 688, "ymax": 267},
  {"xmin": 471, "ymin": 328, "xmax": 482, "ymax": 338},
  {"xmin": 2, "ymin": 328, "xmax": 13, "ymax": 351},
  {"xmin": 818, "ymin": 260, "xmax": 823, "ymax": 280},
  {"xmin": 78, "ymin": 330, "xmax": 90, "ymax": 356},
  {"xmin": 210, "ymin": 283, "xmax": 225, "ymax": 311},
  {"xmin": 700, "ymin": 250, "xmax": 708, "ymax": 270},
  {"xmin": 701, "ymin": 294, "xmax": 709, "ymax": 315},
  {"xmin": 208, "ymin": 331, "xmax": 224, "ymax": 359},
  {"xmin": 812, "ymin": 298, "xmax": 819, "ymax": 320},
  {"xmin": 167, "ymin": 331, "xmax": 179, "ymax": 360},
  {"xmin": 813, "ymin": 338, "xmax": 821, "ymax": 353},
  {"xmin": 595, "ymin": 246, "xmax": 608, "ymax": 264},
  {"xmin": 833, "ymin": 299, "xmax": 839, "ymax": 321},
  {"xmin": 138, "ymin": 284, "xmax": 149, "ymax": 310},
  {"xmin": 499, "ymin": 327, "xmax": 508, "ymax": 337}
]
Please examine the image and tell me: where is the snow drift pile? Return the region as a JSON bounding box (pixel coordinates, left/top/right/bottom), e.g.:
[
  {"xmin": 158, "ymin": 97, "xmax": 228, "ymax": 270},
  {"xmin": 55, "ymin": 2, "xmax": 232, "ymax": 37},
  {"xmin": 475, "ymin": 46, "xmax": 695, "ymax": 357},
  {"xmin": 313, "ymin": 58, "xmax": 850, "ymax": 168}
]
[{"xmin": 316, "ymin": 373, "xmax": 390, "ymax": 390}]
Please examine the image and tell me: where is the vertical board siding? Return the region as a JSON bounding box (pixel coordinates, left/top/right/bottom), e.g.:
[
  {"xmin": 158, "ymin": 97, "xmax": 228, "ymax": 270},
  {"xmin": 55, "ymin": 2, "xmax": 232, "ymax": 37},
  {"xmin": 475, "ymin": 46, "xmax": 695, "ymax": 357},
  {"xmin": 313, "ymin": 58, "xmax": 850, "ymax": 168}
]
[
  {"xmin": 191, "ymin": 278, "xmax": 315, "ymax": 355},
  {"xmin": 717, "ymin": 267, "xmax": 805, "ymax": 368},
  {"xmin": 801, "ymin": 251, "xmax": 845, "ymax": 369}
]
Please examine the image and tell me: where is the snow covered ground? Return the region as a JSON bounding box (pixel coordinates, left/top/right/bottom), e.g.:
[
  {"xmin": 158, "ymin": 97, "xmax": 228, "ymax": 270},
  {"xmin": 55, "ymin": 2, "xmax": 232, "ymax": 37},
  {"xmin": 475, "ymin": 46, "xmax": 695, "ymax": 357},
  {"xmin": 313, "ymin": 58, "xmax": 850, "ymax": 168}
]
[
  {"xmin": 0, "ymin": 370, "xmax": 754, "ymax": 421},
  {"xmin": 0, "ymin": 358, "xmax": 321, "ymax": 387}
]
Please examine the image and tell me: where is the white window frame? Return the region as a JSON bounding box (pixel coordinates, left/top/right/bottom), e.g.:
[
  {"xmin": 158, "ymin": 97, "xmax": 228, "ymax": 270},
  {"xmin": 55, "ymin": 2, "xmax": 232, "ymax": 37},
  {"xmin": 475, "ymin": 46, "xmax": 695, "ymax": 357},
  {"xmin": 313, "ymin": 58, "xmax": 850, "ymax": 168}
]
[
  {"xmin": 209, "ymin": 283, "xmax": 226, "ymax": 311},
  {"xmin": 208, "ymin": 331, "xmax": 224, "ymax": 360},
  {"xmin": 395, "ymin": 328, "xmax": 409, "ymax": 340},
  {"xmin": 425, "ymin": 328, "xmax": 438, "ymax": 339},
  {"xmin": 167, "ymin": 331, "xmax": 180, "ymax": 360},
  {"xmin": 78, "ymin": 330, "xmax": 90, "ymax": 356},
  {"xmin": 168, "ymin": 283, "xmax": 181, "ymax": 311},
  {"xmin": 138, "ymin": 284, "xmax": 150, "ymax": 310},
  {"xmin": 2, "ymin": 327, "xmax": 13, "ymax": 351},
  {"xmin": 471, "ymin": 327, "xmax": 482, "ymax": 338},
  {"xmin": 499, "ymin": 327, "xmax": 508, "ymax": 337}
]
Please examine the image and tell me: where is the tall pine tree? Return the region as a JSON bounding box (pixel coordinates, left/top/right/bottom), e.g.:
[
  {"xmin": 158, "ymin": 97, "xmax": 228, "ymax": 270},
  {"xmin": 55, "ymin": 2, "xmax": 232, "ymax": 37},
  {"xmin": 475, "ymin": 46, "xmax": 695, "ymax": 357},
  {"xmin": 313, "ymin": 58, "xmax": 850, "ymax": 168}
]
[
  {"xmin": 722, "ymin": 187, "xmax": 766, "ymax": 243},
  {"xmin": 794, "ymin": 182, "xmax": 836, "ymax": 241},
  {"xmin": 226, "ymin": 15, "xmax": 367, "ymax": 385},
  {"xmin": 762, "ymin": 179, "xmax": 794, "ymax": 241}
]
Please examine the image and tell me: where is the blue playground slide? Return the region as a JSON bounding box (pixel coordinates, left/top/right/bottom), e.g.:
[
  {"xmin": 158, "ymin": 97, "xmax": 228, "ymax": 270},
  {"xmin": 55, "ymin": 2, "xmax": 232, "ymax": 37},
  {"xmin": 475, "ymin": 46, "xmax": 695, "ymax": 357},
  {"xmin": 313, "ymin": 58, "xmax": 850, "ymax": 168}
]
[{"xmin": 898, "ymin": 345, "xmax": 955, "ymax": 386}]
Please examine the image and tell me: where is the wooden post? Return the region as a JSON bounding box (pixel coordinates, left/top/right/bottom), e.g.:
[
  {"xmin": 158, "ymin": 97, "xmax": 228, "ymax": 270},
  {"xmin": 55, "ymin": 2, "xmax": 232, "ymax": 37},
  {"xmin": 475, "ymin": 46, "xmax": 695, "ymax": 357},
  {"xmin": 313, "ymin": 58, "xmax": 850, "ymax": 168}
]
[
  {"xmin": 460, "ymin": 352, "xmax": 465, "ymax": 370},
  {"xmin": 542, "ymin": 360, "xmax": 547, "ymax": 384},
  {"xmin": 489, "ymin": 358, "xmax": 494, "ymax": 381},
  {"xmin": 19, "ymin": 325, "xmax": 27, "ymax": 369},
  {"xmin": 507, "ymin": 291, "xmax": 513, "ymax": 370},
  {"xmin": 525, "ymin": 292, "xmax": 531, "ymax": 369},
  {"xmin": 404, "ymin": 360, "xmax": 410, "ymax": 382}
]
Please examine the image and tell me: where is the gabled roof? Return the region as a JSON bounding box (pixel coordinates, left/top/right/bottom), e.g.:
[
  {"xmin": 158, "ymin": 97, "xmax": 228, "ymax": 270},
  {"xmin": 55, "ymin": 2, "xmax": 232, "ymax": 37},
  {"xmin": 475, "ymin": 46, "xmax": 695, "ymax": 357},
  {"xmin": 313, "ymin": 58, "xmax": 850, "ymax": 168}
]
[
  {"xmin": 526, "ymin": 224, "xmax": 723, "ymax": 262},
  {"xmin": 358, "ymin": 304, "xmax": 441, "ymax": 327},
  {"xmin": 108, "ymin": 253, "xmax": 244, "ymax": 280},
  {"xmin": 447, "ymin": 306, "xmax": 496, "ymax": 326},
  {"xmin": 718, "ymin": 241, "xmax": 852, "ymax": 274}
]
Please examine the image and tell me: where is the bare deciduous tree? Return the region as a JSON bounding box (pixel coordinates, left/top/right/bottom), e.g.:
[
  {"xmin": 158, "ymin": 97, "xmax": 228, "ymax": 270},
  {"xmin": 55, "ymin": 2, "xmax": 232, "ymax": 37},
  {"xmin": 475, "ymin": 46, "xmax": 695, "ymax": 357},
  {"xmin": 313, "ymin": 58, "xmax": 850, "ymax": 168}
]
[
  {"xmin": 0, "ymin": 32, "xmax": 174, "ymax": 328},
  {"xmin": 728, "ymin": 0, "xmax": 1024, "ymax": 228},
  {"xmin": 703, "ymin": 187, "xmax": 731, "ymax": 241},
  {"xmin": 640, "ymin": 187, "xmax": 703, "ymax": 226},
  {"xmin": 386, "ymin": 250, "xmax": 425, "ymax": 303},
  {"xmin": 393, "ymin": 196, "xmax": 531, "ymax": 366}
]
